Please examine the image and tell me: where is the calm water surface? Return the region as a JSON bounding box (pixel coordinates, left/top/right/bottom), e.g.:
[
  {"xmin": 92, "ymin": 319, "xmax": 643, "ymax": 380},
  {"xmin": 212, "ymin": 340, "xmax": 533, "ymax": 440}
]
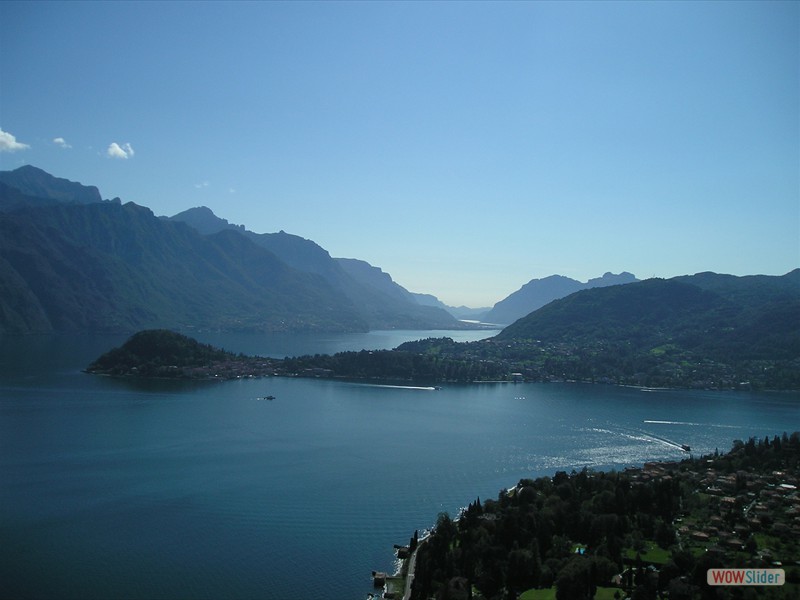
[{"xmin": 1, "ymin": 332, "xmax": 797, "ymax": 599}]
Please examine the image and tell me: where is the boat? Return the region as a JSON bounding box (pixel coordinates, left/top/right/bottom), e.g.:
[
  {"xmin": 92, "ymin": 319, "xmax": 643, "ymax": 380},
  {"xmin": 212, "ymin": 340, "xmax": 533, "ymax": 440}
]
[{"xmin": 260, "ymin": 395, "xmax": 275, "ymax": 400}]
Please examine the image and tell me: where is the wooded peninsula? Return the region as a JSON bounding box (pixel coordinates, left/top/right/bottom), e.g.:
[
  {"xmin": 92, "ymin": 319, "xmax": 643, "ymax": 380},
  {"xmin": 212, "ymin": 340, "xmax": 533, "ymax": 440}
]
[
  {"xmin": 390, "ymin": 435, "xmax": 800, "ymax": 600},
  {"xmin": 87, "ymin": 326, "xmax": 799, "ymax": 391}
]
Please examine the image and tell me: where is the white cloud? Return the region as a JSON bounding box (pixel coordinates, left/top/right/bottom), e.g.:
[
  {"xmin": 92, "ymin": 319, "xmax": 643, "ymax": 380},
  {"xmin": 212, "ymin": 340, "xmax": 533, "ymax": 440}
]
[
  {"xmin": 194, "ymin": 181, "xmax": 210, "ymax": 189},
  {"xmin": 0, "ymin": 128, "xmax": 30, "ymax": 152},
  {"xmin": 107, "ymin": 142, "xmax": 134, "ymax": 159},
  {"xmin": 53, "ymin": 137, "xmax": 71, "ymax": 149}
]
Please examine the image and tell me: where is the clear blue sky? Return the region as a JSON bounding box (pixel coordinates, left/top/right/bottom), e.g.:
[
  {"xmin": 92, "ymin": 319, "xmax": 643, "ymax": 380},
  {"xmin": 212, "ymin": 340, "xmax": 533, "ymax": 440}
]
[{"xmin": 1, "ymin": 1, "xmax": 797, "ymax": 307}]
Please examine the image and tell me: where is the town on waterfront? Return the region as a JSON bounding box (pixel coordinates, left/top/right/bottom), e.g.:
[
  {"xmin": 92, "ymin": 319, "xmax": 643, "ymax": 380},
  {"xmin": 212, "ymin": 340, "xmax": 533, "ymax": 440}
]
[
  {"xmin": 86, "ymin": 329, "xmax": 800, "ymax": 392},
  {"xmin": 377, "ymin": 435, "xmax": 800, "ymax": 600}
]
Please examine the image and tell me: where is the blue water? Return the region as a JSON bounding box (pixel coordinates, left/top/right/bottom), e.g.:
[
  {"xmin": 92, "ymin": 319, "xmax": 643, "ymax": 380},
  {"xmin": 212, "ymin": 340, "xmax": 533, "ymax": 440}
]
[{"xmin": 1, "ymin": 332, "xmax": 798, "ymax": 599}]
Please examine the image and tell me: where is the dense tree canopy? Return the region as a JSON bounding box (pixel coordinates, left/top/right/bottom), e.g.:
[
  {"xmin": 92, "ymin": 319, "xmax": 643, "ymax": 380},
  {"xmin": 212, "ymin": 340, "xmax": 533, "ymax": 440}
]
[{"xmin": 408, "ymin": 434, "xmax": 800, "ymax": 600}]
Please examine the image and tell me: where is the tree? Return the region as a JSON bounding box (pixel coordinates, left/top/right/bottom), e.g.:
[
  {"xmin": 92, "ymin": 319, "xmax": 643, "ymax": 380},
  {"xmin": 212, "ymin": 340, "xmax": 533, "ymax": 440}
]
[
  {"xmin": 556, "ymin": 556, "xmax": 592, "ymax": 600},
  {"xmin": 507, "ymin": 548, "xmax": 538, "ymax": 592},
  {"xmin": 443, "ymin": 576, "xmax": 471, "ymax": 600}
]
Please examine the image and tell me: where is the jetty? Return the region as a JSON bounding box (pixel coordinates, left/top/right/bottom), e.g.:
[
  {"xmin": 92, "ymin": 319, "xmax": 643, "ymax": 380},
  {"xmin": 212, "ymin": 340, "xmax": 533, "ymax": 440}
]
[{"xmin": 371, "ymin": 535, "xmax": 428, "ymax": 600}]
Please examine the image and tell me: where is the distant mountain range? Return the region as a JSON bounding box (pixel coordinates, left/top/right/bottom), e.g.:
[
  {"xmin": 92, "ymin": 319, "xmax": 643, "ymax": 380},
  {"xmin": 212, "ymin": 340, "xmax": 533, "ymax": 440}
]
[
  {"xmin": 277, "ymin": 270, "xmax": 800, "ymax": 389},
  {"xmin": 91, "ymin": 269, "xmax": 799, "ymax": 389},
  {"xmin": 131, "ymin": 203, "xmax": 644, "ymax": 325},
  {"xmin": 5, "ymin": 164, "xmax": 792, "ymax": 363},
  {"xmin": 496, "ymin": 271, "xmax": 800, "ymax": 362},
  {"xmin": 410, "ymin": 293, "xmax": 491, "ymax": 320},
  {"xmin": 480, "ymin": 272, "xmax": 639, "ymax": 324},
  {"xmin": 0, "ymin": 166, "xmax": 459, "ymax": 334},
  {"xmin": 0, "ymin": 165, "xmax": 103, "ymax": 206},
  {"xmin": 166, "ymin": 206, "xmax": 457, "ymax": 330}
]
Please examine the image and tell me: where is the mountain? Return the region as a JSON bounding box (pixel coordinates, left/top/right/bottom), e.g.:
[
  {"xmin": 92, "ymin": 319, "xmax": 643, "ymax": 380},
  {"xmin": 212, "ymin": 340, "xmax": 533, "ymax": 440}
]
[
  {"xmin": 481, "ymin": 271, "xmax": 639, "ymax": 324},
  {"xmin": 0, "ymin": 166, "xmax": 459, "ymax": 334},
  {"xmin": 275, "ymin": 270, "xmax": 799, "ymax": 388},
  {"xmin": 496, "ymin": 271, "xmax": 800, "ymax": 362},
  {"xmin": 167, "ymin": 206, "xmax": 245, "ymax": 235},
  {"xmin": 0, "ymin": 198, "xmax": 369, "ymax": 333},
  {"xmin": 0, "ymin": 181, "xmax": 62, "ymax": 212},
  {"xmin": 335, "ymin": 258, "xmax": 415, "ymax": 303},
  {"xmin": 333, "ymin": 258, "xmax": 460, "ymax": 330},
  {"xmin": 169, "ymin": 206, "xmax": 460, "ymax": 330},
  {"xmin": 169, "ymin": 207, "xmax": 344, "ymax": 284},
  {"xmin": 410, "ymin": 293, "xmax": 491, "ymax": 320},
  {"xmin": 0, "ymin": 165, "xmax": 103, "ymax": 205}
]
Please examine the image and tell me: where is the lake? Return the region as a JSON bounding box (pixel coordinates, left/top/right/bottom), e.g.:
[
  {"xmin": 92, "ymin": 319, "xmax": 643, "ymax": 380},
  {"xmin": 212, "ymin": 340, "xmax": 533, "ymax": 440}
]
[{"xmin": 1, "ymin": 331, "xmax": 798, "ymax": 599}]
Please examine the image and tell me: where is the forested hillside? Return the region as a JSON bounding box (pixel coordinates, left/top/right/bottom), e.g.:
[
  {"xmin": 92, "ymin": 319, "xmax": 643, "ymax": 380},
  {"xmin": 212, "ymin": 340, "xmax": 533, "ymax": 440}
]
[
  {"xmin": 272, "ymin": 272, "xmax": 800, "ymax": 389},
  {"xmin": 0, "ymin": 166, "xmax": 460, "ymax": 334},
  {"xmin": 0, "ymin": 199, "xmax": 364, "ymax": 333},
  {"xmin": 405, "ymin": 435, "xmax": 800, "ymax": 600},
  {"xmin": 169, "ymin": 206, "xmax": 459, "ymax": 330},
  {"xmin": 496, "ymin": 273, "xmax": 800, "ymax": 362},
  {"xmin": 481, "ymin": 272, "xmax": 638, "ymax": 325}
]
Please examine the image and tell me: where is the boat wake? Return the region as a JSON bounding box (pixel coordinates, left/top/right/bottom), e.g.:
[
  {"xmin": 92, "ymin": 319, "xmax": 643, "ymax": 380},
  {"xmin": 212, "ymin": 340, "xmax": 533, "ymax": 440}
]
[
  {"xmin": 587, "ymin": 426, "xmax": 689, "ymax": 453},
  {"xmin": 356, "ymin": 384, "xmax": 439, "ymax": 391},
  {"xmin": 643, "ymin": 419, "xmax": 742, "ymax": 429},
  {"xmin": 636, "ymin": 430, "xmax": 688, "ymax": 451}
]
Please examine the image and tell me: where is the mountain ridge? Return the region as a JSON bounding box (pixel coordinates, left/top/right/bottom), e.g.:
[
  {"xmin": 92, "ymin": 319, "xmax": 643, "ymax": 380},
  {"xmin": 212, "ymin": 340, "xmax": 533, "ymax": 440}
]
[
  {"xmin": 0, "ymin": 198, "xmax": 368, "ymax": 333},
  {"xmin": 167, "ymin": 206, "xmax": 460, "ymax": 330},
  {"xmin": 481, "ymin": 271, "xmax": 639, "ymax": 324},
  {"xmin": 0, "ymin": 165, "xmax": 103, "ymax": 205},
  {"xmin": 496, "ymin": 270, "xmax": 800, "ymax": 362},
  {"xmin": 266, "ymin": 270, "xmax": 800, "ymax": 389},
  {"xmin": 0, "ymin": 166, "xmax": 460, "ymax": 333},
  {"xmin": 90, "ymin": 269, "xmax": 800, "ymax": 389}
]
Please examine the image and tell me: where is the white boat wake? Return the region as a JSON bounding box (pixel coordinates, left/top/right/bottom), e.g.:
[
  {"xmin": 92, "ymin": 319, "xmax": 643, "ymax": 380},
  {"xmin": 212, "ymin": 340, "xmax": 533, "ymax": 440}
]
[
  {"xmin": 355, "ymin": 383, "xmax": 439, "ymax": 391},
  {"xmin": 643, "ymin": 419, "xmax": 742, "ymax": 429}
]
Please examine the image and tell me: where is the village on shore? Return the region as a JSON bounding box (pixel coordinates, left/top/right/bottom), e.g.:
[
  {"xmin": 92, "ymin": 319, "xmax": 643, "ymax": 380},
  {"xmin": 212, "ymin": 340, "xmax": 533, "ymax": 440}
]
[{"xmin": 372, "ymin": 435, "xmax": 800, "ymax": 600}]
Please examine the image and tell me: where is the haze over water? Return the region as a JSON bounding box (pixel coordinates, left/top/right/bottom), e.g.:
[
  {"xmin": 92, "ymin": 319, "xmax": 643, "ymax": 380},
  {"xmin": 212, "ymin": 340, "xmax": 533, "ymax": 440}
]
[{"xmin": 1, "ymin": 332, "xmax": 797, "ymax": 599}]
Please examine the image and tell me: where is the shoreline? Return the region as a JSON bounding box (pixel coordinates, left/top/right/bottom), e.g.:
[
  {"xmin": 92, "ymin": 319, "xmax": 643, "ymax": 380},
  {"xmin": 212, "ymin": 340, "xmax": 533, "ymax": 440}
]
[
  {"xmin": 83, "ymin": 329, "xmax": 800, "ymax": 391},
  {"xmin": 83, "ymin": 366, "xmax": 800, "ymax": 393},
  {"xmin": 379, "ymin": 437, "xmax": 800, "ymax": 599}
]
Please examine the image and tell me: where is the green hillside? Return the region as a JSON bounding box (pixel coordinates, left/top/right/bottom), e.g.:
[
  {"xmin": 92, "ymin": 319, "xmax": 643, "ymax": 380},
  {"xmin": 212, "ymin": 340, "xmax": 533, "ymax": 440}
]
[
  {"xmin": 0, "ymin": 199, "xmax": 366, "ymax": 333},
  {"xmin": 268, "ymin": 272, "xmax": 800, "ymax": 389},
  {"xmin": 86, "ymin": 329, "xmax": 234, "ymax": 376},
  {"xmin": 0, "ymin": 166, "xmax": 460, "ymax": 334},
  {"xmin": 496, "ymin": 273, "xmax": 800, "ymax": 362},
  {"xmin": 169, "ymin": 206, "xmax": 460, "ymax": 330},
  {"xmin": 86, "ymin": 266, "xmax": 800, "ymax": 389},
  {"xmin": 403, "ymin": 435, "xmax": 800, "ymax": 600}
]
